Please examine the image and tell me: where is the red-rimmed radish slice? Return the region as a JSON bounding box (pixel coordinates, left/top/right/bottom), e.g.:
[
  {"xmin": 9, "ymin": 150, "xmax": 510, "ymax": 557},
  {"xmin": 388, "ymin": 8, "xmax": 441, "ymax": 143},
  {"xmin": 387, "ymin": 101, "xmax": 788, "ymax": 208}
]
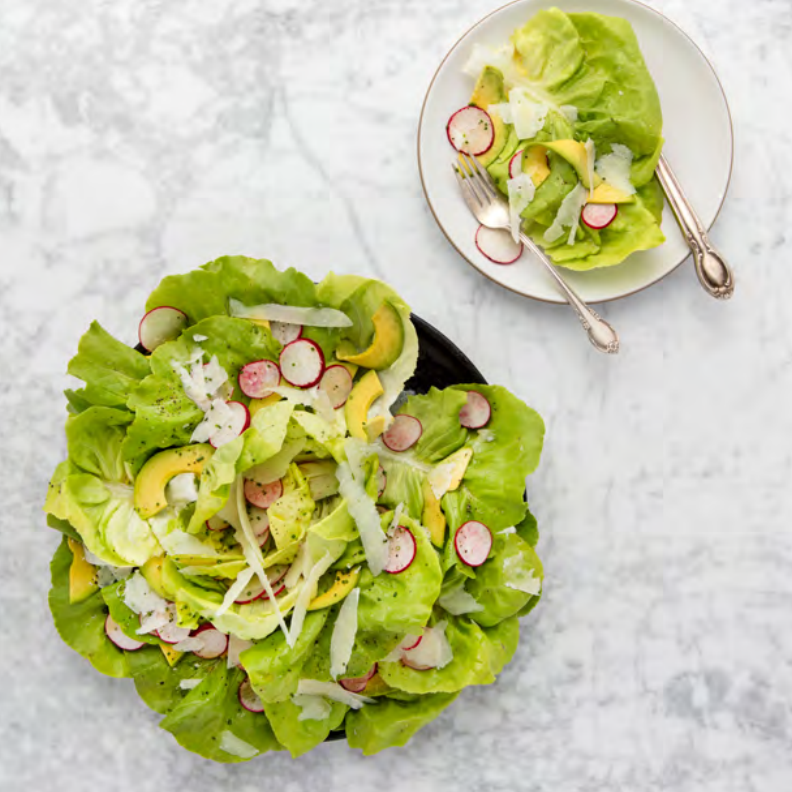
[
  {"xmin": 381, "ymin": 415, "xmax": 422, "ymax": 452},
  {"xmin": 248, "ymin": 507, "xmax": 270, "ymax": 541},
  {"xmin": 156, "ymin": 604, "xmax": 192, "ymax": 644},
  {"xmin": 279, "ymin": 338, "xmax": 325, "ymax": 388},
  {"xmin": 270, "ymin": 321, "xmax": 302, "ymax": 346},
  {"xmin": 206, "ymin": 515, "xmax": 230, "ymax": 532},
  {"xmin": 581, "ymin": 202, "xmax": 618, "ymax": 230},
  {"xmin": 238, "ymin": 678, "xmax": 265, "ymax": 713},
  {"xmin": 192, "ymin": 624, "xmax": 229, "ymax": 659},
  {"xmin": 234, "ymin": 579, "xmax": 266, "ymax": 605},
  {"xmin": 138, "ymin": 306, "xmax": 188, "ymax": 352},
  {"xmin": 384, "ymin": 526, "xmax": 416, "ymax": 574},
  {"xmin": 267, "ymin": 565, "xmax": 289, "ymax": 586},
  {"xmin": 454, "ymin": 521, "xmax": 493, "ymax": 567},
  {"xmin": 508, "ymin": 149, "xmax": 525, "ymax": 180},
  {"xmin": 446, "ymin": 106, "xmax": 495, "ymax": 156},
  {"xmin": 401, "ymin": 655, "xmax": 434, "ymax": 671},
  {"xmin": 459, "ymin": 391, "xmax": 491, "ymax": 429},
  {"xmin": 475, "ymin": 225, "xmax": 523, "ymax": 265},
  {"xmin": 234, "ymin": 567, "xmax": 288, "ymax": 604},
  {"xmin": 209, "ymin": 401, "xmax": 250, "ymax": 448},
  {"xmin": 401, "ymin": 634, "xmax": 422, "ymax": 652},
  {"xmin": 319, "ymin": 365, "xmax": 353, "ymax": 409},
  {"xmin": 339, "ymin": 664, "xmax": 378, "ymax": 693},
  {"xmin": 376, "ymin": 465, "xmax": 387, "ymax": 499},
  {"xmin": 239, "ymin": 359, "xmax": 281, "ymax": 399},
  {"xmin": 104, "ymin": 614, "xmax": 145, "ymax": 651},
  {"xmin": 243, "ymin": 478, "xmax": 283, "ymax": 509}
]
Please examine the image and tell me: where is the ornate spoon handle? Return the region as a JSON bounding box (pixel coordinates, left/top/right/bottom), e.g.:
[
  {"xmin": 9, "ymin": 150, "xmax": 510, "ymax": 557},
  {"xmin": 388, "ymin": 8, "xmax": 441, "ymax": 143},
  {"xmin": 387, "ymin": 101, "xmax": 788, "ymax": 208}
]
[{"xmin": 656, "ymin": 155, "xmax": 734, "ymax": 300}]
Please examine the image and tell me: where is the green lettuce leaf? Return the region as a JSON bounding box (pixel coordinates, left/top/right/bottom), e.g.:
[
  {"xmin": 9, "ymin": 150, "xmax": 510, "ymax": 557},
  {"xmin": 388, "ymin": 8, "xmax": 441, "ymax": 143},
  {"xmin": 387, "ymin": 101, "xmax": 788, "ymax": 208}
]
[
  {"xmin": 66, "ymin": 322, "xmax": 150, "ymax": 412},
  {"xmin": 466, "ymin": 532, "xmax": 543, "ymax": 627},
  {"xmin": 159, "ymin": 662, "xmax": 280, "ymax": 762},
  {"xmin": 357, "ymin": 513, "xmax": 442, "ymax": 636},
  {"xmin": 401, "ymin": 387, "xmax": 469, "ymax": 463},
  {"xmin": 378, "ymin": 460, "xmax": 424, "ymax": 522},
  {"xmin": 442, "ymin": 384, "xmax": 544, "ymax": 532},
  {"xmin": 45, "ymin": 408, "xmax": 160, "ymax": 566},
  {"xmin": 242, "ymin": 610, "xmax": 329, "ymax": 703},
  {"xmin": 345, "ymin": 692, "xmax": 459, "ymax": 755},
  {"xmin": 124, "ymin": 315, "xmax": 281, "ymax": 464},
  {"xmin": 378, "ymin": 616, "xmax": 519, "ymax": 694},
  {"xmin": 48, "ymin": 538, "xmax": 129, "ymax": 678},
  {"xmin": 263, "ymin": 697, "xmax": 347, "ymax": 758},
  {"xmin": 101, "ymin": 580, "xmax": 161, "ymax": 646},
  {"xmin": 127, "ymin": 646, "xmax": 220, "ymax": 714}
]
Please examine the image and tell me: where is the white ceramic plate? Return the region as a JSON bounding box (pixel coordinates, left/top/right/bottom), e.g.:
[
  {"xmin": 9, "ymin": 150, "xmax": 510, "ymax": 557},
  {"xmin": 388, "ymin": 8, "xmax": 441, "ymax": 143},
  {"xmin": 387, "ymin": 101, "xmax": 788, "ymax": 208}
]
[{"xmin": 418, "ymin": 0, "xmax": 733, "ymax": 304}]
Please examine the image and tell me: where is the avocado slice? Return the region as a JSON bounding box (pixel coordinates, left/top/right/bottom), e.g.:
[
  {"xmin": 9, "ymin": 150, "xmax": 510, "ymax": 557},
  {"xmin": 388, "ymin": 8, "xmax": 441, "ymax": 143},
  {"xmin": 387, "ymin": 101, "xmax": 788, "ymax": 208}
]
[
  {"xmin": 522, "ymin": 145, "xmax": 551, "ymax": 187},
  {"xmin": 67, "ymin": 538, "xmax": 99, "ymax": 603},
  {"xmin": 364, "ymin": 414, "xmax": 387, "ymax": 443},
  {"xmin": 587, "ymin": 183, "xmax": 635, "ymax": 204},
  {"xmin": 134, "ymin": 443, "xmax": 214, "ymax": 519},
  {"xmin": 336, "ymin": 302, "xmax": 404, "ymax": 371},
  {"xmin": 443, "ymin": 447, "xmax": 473, "ymax": 492},
  {"xmin": 542, "ymin": 140, "xmax": 602, "ymax": 189},
  {"xmin": 141, "ymin": 555, "xmax": 169, "ymax": 598},
  {"xmin": 470, "ymin": 66, "xmax": 509, "ymax": 167},
  {"xmin": 307, "ymin": 567, "xmax": 361, "ymax": 611},
  {"xmin": 345, "ymin": 370, "xmax": 384, "ymax": 441},
  {"xmin": 159, "ymin": 644, "xmax": 183, "ymax": 666},
  {"xmin": 421, "ymin": 480, "xmax": 446, "ymax": 548}
]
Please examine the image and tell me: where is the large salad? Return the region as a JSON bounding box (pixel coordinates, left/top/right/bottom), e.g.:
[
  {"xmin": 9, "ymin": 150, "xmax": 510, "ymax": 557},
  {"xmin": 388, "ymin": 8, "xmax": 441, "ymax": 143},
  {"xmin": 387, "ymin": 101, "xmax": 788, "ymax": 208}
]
[
  {"xmin": 447, "ymin": 8, "xmax": 665, "ymax": 270},
  {"xmin": 45, "ymin": 256, "xmax": 545, "ymax": 759}
]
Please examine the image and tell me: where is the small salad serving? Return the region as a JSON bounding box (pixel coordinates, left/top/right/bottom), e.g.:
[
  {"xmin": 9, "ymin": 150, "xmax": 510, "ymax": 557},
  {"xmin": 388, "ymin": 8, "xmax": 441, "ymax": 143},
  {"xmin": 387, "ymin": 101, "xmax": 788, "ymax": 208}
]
[
  {"xmin": 45, "ymin": 257, "xmax": 545, "ymax": 760},
  {"xmin": 447, "ymin": 8, "xmax": 665, "ymax": 269}
]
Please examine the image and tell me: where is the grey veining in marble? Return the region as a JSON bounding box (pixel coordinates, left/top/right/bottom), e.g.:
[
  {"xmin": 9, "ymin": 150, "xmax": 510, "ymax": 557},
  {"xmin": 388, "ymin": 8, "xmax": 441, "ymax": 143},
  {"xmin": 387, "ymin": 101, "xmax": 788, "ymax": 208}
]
[{"xmin": 1, "ymin": 0, "xmax": 791, "ymax": 789}]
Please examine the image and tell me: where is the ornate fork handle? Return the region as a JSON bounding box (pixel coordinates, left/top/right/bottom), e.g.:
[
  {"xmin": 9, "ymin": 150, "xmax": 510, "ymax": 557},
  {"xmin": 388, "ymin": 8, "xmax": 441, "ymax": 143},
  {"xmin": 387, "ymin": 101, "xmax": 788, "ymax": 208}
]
[
  {"xmin": 520, "ymin": 233, "xmax": 619, "ymax": 354},
  {"xmin": 656, "ymin": 155, "xmax": 734, "ymax": 300}
]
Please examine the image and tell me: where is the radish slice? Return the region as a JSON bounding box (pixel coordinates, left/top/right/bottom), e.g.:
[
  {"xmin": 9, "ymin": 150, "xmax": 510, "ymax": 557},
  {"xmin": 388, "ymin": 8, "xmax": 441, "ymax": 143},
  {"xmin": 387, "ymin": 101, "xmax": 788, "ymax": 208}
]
[
  {"xmin": 381, "ymin": 415, "xmax": 422, "ymax": 452},
  {"xmin": 238, "ymin": 678, "xmax": 265, "ymax": 713},
  {"xmin": 459, "ymin": 391, "xmax": 491, "ymax": 429},
  {"xmin": 234, "ymin": 579, "xmax": 286, "ymax": 605},
  {"xmin": 156, "ymin": 604, "xmax": 192, "ymax": 644},
  {"xmin": 244, "ymin": 478, "xmax": 283, "ymax": 509},
  {"xmin": 234, "ymin": 563, "xmax": 288, "ymax": 603},
  {"xmin": 239, "ymin": 360, "xmax": 281, "ymax": 399},
  {"xmin": 270, "ymin": 321, "xmax": 302, "ymax": 345},
  {"xmin": 206, "ymin": 515, "xmax": 230, "ymax": 532},
  {"xmin": 402, "ymin": 634, "xmax": 422, "ymax": 651},
  {"xmin": 104, "ymin": 614, "xmax": 145, "ymax": 651},
  {"xmin": 454, "ymin": 521, "xmax": 493, "ymax": 567},
  {"xmin": 279, "ymin": 339, "xmax": 325, "ymax": 388},
  {"xmin": 138, "ymin": 306, "xmax": 188, "ymax": 352},
  {"xmin": 581, "ymin": 202, "xmax": 618, "ymax": 230},
  {"xmin": 508, "ymin": 149, "xmax": 525, "ymax": 180},
  {"xmin": 339, "ymin": 664, "xmax": 378, "ymax": 694},
  {"xmin": 192, "ymin": 624, "xmax": 229, "ymax": 659},
  {"xmin": 384, "ymin": 526, "xmax": 416, "ymax": 574},
  {"xmin": 319, "ymin": 365, "xmax": 353, "ymax": 409},
  {"xmin": 475, "ymin": 225, "xmax": 523, "ymax": 265},
  {"xmin": 209, "ymin": 401, "xmax": 250, "ymax": 448},
  {"xmin": 248, "ymin": 507, "xmax": 270, "ymax": 540},
  {"xmin": 376, "ymin": 465, "xmax": 387, "ymax": 499},
  {"xmin": 446, "ymin": 106, "xmax": 495, "ymax": 156}
]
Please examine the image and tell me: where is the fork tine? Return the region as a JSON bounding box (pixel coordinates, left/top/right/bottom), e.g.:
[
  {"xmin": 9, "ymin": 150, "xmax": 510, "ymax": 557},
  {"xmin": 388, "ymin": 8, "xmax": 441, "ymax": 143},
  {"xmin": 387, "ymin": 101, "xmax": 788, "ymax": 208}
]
[
  {"xmin": 457, "ymin": 154, "xmax": 488, "ymax": 205},
  {"xmin": 461, "ymin": 152, "xmax": 496, "ymax": 198},
  {"xmin": 452, "ymin": 164, "xmax": 482, "ymax": 213}
]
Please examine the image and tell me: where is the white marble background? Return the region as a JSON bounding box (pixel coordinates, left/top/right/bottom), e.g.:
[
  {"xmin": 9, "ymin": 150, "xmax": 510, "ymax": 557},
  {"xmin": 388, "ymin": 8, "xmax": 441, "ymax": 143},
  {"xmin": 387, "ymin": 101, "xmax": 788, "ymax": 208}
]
[{"xmin": 1, "ymin": 0, "xmax": 790, "ymax": 789}]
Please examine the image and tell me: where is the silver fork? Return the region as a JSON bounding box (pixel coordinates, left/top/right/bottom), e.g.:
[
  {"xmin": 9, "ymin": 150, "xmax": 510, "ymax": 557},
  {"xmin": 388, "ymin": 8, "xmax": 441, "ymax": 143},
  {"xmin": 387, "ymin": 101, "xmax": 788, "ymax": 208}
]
[{"xmin": 454, "ymin": 152, "xmax": 620, "ymax": 354}]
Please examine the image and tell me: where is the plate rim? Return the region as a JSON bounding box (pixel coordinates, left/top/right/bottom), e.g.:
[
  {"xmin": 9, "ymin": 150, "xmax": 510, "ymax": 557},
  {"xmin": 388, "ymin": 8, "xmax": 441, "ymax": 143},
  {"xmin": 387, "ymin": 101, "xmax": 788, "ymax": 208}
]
[{"xmin": 416, "ymin": 0, "xmax": 735, "ymax": 305}]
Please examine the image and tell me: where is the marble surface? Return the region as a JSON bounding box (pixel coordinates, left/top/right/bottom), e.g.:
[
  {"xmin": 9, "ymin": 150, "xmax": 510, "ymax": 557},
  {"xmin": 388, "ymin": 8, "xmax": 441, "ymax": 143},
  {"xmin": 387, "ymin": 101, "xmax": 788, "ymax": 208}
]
[{"xmin": 1, "ymin": 0, "xmax": 790, "ymax": 789}]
